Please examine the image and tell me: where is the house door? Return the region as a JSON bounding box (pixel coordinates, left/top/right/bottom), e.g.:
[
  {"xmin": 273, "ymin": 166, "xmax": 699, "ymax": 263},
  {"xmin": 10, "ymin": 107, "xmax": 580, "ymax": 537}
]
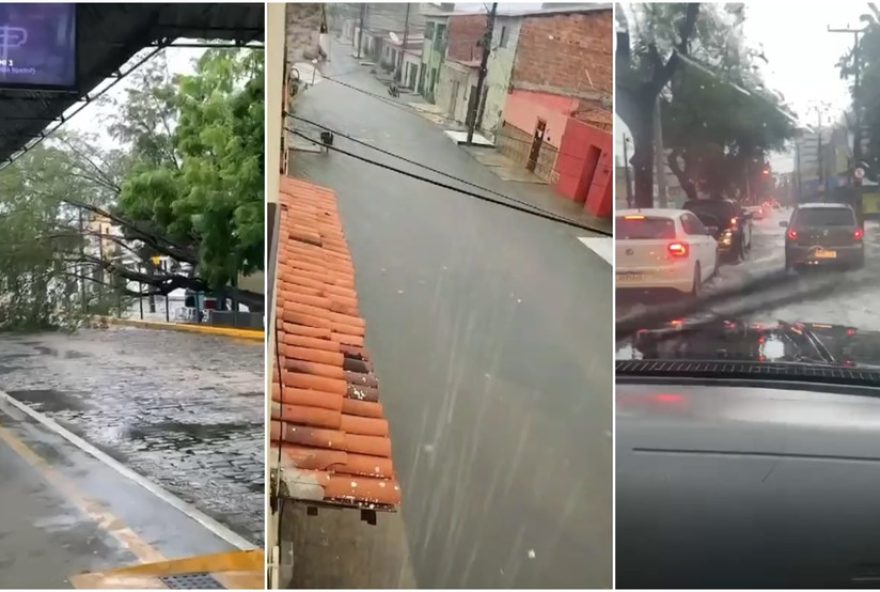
[
  {"xmin": 527, "ymin": 119, "xmax": 547, "ymax": 172},
  {"xmin": 409, "ymin": 64, "xmax": 417, "ymax": 89},
  {"xmin": 577, "ymin": 146, "xmax": 602, "ymax": 203},
  {"xmin": 465, "ymin": 84, "xmax": 478, "ymax": 128},
  {"xmin": 418, "ymin": 65, "xmax": 425, "ymax": 94},
  {"xmin": 449, "ymin": 80, "xmax": 460, "ymax": 118}
]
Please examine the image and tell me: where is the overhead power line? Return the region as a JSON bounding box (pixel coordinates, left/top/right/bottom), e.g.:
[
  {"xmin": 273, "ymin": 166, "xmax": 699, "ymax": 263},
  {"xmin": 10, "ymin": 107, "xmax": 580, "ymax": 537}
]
[
  {"xmin": 287, "ymin": 112, "xmax": 610, "ymax": 236},
  {"xmin": 286, "ymin": 126, "xmax": 611, "ymax": 237},
  {"xmin": 318, "ymin": 72, "xmax": 609, "ymax": 160}
]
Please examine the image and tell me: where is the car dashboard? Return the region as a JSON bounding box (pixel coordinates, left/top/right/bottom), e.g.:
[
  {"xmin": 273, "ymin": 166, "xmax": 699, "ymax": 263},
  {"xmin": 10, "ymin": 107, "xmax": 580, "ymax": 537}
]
[{"xmin": 616, "ymin": 380, "xmax": 880, "ymax": 589}]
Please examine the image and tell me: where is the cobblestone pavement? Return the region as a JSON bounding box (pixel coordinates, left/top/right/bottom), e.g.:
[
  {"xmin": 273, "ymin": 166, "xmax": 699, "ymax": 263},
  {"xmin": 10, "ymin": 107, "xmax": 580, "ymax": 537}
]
[{"xmin": 0, "ymin": 326, "xmax": 264, "ymax": 544}]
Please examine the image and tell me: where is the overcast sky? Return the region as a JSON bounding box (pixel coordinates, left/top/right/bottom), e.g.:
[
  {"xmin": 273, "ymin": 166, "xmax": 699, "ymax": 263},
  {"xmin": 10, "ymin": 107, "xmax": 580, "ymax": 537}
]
[{"xmin": 66, "ymin": 47, "xmax": 203, "ymax": 148}]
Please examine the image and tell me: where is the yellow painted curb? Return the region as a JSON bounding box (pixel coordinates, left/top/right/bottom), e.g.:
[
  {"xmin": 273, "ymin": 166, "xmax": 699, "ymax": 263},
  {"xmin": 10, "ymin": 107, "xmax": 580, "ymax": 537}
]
[
  {"xmin": 101, "ymin": 317, "xmax": 264, "ymax": 342},
  {"xmin": 70, "ymin": 549, "xmax": 265, "ymax": 589}
]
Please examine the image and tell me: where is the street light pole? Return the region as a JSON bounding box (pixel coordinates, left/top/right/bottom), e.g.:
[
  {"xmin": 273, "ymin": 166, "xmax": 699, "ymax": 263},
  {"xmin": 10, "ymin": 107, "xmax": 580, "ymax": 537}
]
[
  {"xmin": 466, "ymin": 2, "xmax": 497, "ymax": 145},
  {"xmin": 357, "ymin": 3, "xmax": 365, "ymax": 59},
  {"xmin": 828, "ymin": 25, "xmax": 866, "ymax": 165},
  {"xmin": 623, "ymin": 135, "xmax": 633, "ymax": 207},
  {"xmin": 398, "ymin": 3, "xmax": 411, "ymax": 84}
]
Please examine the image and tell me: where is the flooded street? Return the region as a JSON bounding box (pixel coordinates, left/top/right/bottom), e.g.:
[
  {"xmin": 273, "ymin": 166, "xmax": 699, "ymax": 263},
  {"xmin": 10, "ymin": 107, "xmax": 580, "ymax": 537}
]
[{"xmin": 0, "ymin": 327, "xmax": 264, "ymax": 544}]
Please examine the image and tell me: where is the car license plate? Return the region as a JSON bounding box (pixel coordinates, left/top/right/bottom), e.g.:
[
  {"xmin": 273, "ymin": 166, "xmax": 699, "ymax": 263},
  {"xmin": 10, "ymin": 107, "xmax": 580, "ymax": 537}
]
[
  {"xmin": 813, "ymin": 249, "xmax": 837, "ymax": 259},
  {"xmin": 617, "ymin": 271, "xmax": 644, "ymax": 280}
]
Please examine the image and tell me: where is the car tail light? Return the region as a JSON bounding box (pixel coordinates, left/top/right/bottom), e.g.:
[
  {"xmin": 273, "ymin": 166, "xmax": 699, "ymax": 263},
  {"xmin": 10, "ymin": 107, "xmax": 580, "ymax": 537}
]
[
  {"xmin": 667, "ymin": 242, "xmax": 689, "ymax": 257},
  {"xmin": 854, "ymin": 228, "xmax": 864, "ymax": 240},
  {"xmin": 847, "ymin": 327, "xmax": 857, "ymax": 337},
  {"xmin": 730, "ymin": 217, "xmax": 738, "ymax": 227},
  {"xmin": 787, "ymin": 229, "xmax": 798, "ymax": 240}
]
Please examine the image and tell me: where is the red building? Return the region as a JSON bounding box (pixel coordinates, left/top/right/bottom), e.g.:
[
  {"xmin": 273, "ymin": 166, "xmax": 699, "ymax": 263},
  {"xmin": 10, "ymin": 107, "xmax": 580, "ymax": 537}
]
[{"xmin": 496, "ymin": 8, "xmax": 613, "ymax": 218}]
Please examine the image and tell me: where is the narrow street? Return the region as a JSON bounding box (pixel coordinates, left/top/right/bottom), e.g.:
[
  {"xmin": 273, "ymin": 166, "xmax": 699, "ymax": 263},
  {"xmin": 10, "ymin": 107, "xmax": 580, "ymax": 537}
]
[
  {"xmin": 0, "ymin": 392, "xmax": 242, "ymax": 588},
  {"xmin": 287, "ymin": 41, "xmax": 613, "ymax": 589},
  {"xmin": 0, "ymin": 327, "xmax": 264, "ymax": 545},
  {"xmin": 618, "ymin": 208, "xmax": 880, "ymax": 334}
]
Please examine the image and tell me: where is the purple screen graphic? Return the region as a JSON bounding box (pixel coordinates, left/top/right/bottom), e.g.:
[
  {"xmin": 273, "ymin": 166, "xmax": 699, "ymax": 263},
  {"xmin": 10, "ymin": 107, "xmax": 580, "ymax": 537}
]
[{"xmin": 0, "ymin": 3, "xmax": 75, "ymax": 88}]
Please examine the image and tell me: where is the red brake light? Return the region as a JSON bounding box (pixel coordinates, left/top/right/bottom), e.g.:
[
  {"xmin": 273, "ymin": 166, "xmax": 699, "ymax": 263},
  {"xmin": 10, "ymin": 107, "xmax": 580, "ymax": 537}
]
[
  {"xmin": 667, "ymin": 242, "xmax": 689, "ymax": 257},
  {"xmin": 787, "ymin": 229, "xmax": 798, "ymax": 240},
  {"xmin": 854, "ymin": 228, "xmax": 864, "ymax": 240},
  {"xmin": 730, "ymin": 217, "xmax": 738, "ymax": 226},
  {"xmin": 847, "ymin": 327, "xmax": 857, "ymax": 337}
]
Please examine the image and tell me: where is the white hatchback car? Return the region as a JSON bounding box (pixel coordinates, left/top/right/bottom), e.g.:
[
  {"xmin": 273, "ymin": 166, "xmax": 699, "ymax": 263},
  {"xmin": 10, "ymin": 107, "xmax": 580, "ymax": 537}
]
[{"xmin": 616, "ymin": 208, "xmax": 718, "ymax": 296}]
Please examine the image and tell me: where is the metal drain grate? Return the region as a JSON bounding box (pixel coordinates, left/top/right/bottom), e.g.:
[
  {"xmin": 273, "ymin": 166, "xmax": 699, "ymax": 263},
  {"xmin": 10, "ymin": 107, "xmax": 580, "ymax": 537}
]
[{"xmin": 160, "ymin": 573, "xmax": 224, "ymax": 589}]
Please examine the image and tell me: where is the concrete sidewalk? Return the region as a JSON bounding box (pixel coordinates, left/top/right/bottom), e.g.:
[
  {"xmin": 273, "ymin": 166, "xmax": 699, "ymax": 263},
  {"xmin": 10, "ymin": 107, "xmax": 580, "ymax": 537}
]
[{"xmin": 0, "ymin": 395, "xmax": 247, "ymax": 588}]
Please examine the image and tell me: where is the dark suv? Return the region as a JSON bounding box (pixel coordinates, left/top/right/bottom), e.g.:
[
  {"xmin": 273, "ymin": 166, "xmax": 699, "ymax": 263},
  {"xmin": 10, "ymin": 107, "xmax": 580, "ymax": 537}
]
[
  {"xmin": 783, "ymin": 203, "xmax": 864, "ymax": 270},
  {"xmin": 683, "ymin": 199, "xmax": 752, "ymax": 262}
]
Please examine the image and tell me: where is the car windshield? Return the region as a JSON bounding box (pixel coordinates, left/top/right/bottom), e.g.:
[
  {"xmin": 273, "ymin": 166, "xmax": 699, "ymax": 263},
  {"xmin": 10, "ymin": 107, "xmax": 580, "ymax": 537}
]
[
  {"xmin": 615, "ymin": 1, "xmax": 874, "ymax": 372},
  {"xmin": 616, "ymin": 217, "xmax": 675, "ymax": 239},
  {"xmin": 794, "ymin": 208, "xmax": 855, "ymax": 226}
]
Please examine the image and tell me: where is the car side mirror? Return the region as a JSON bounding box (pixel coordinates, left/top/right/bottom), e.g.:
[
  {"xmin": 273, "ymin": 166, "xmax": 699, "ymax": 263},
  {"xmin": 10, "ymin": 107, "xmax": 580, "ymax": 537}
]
[
  {"xmin": 707, "ymin": 226, "xmax": 718, "ymax": 235},
  {"xmin": 779, "ymin": 221, "xmax": 788, "ymax": 228}
]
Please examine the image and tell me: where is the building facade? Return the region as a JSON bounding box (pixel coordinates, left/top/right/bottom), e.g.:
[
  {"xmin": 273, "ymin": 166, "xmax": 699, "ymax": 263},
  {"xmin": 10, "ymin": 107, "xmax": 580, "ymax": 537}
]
[
  {"xmin": 421, "ymin": 14, "xmax": 449, "ymax": 102},
  {"xmin": 496, "ymin": 7, "xmax": 613, "ymax": 217}
]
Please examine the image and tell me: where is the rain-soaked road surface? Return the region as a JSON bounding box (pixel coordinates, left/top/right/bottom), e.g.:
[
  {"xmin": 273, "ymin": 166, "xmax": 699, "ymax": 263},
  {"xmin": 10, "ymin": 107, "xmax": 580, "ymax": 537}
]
[
  {"xmin": 285, "ymin": 42, "xmax": 613, "ymax": 589},
  {"xmin": 0, "ymin": 326, "xmax": 264, "ymax": 544},
  {"xmin": 0, "ymin": 393, "xmax": 240, "ymax": 588},
  {"xmin": 618, "ymin": 207, "xmax": 880, "ymax": 336}
]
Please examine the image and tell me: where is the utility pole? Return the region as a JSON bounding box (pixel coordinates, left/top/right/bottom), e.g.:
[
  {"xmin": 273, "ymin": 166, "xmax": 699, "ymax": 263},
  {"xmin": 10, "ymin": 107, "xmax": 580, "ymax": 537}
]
[
  {"xmin": 817, "ymin": 108, "xmax": 824, "ymax": 198},
  {"xmin": 357, "ymin": 3, "xmax": 365, "ymax": 59},
  {"xmin": 828, "ymin": 25, "xmax": 866, "ymax": 166},
  {"xmin": 466, "ymin": 2, "xmax": 497, "ymax": 145},
  {"xmin": 78, "ymin": 209, "xmax": 86, "ymax": 311},
  {"xmin": 653, "ymin": 96, "xmax": 667, "ymax": 207},
  {"xmin": 623, "ymin": 135, "xmax": 633, "ymax": 207},
  {"xmin": 398, "ymin": 3, "xmax": 411, "ymax": 84}
]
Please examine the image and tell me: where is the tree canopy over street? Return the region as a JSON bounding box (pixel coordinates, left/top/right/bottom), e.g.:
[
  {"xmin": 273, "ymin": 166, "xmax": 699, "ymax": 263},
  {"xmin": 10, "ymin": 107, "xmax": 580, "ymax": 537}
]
[
  {"xmin": 839, "ymin": 4, "xmax": 880, "ymax": 178},
  {"xmin": 0, "ymin": 48, "xmax": 264, "ymax": 329},
  {"xmin": 617, "ymin": 3, "xmax": 795, "ymax": 206}
]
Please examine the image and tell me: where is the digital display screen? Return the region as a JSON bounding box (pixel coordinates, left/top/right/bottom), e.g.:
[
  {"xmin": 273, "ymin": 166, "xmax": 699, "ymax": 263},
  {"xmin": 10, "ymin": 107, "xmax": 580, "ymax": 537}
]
[{"xmin": 0, "ymin": 3, "xmax": 76, "ymax": 89}]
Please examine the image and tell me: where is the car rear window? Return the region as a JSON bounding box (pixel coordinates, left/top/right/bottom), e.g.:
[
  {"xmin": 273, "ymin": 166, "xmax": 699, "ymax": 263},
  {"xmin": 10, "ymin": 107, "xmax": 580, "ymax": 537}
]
[
  {"xmin": 794, "ymin": 208, "xmax": 855, "ymax": 226},
  {"xmin": 684, "ymin": 201, "xmax": 734, "ymax": 226},
  {"xmin": 616, "ymin": 216, "xmax": 676, "ymax": 239}
]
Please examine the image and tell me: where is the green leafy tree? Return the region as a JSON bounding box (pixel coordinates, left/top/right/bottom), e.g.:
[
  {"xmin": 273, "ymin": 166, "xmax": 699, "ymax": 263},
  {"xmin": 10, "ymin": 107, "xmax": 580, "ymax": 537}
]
[
  {"xmin": 839, "ymin": 5, "xmax": 880, "ymax": 179},
  {"xmin": 662, "ymin": 63, "xmax": 795, "ymax": 202},
  {"xmin": 616, "ymin": 2, "xmax": 700, "ymax": 207},
  {"xmin": 115, "ymin": 48, "xmax": 264, "ymax": 309}
]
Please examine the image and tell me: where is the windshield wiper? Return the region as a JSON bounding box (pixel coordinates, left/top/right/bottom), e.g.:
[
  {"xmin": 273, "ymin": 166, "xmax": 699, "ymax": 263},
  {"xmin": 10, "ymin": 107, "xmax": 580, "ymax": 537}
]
[{"xmin": 778, "ymin": 321, "xmax": 836, "ymax": 366}]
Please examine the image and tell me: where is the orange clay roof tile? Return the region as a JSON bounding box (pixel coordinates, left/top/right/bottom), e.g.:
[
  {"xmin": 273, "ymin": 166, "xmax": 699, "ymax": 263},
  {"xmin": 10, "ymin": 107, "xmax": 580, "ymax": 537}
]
[{"xmin": 272, "ymin": 176, "xmax": 401, "ymax": 510}]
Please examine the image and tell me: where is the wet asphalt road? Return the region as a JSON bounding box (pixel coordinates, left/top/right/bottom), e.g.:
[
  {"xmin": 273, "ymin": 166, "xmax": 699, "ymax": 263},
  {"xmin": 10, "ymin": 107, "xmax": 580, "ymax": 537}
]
[
  {"xmin": 617, "ymin": 207, "xmax": 880, "ymax": 335},
  {"xmin": 287, "ymin": 43, "xmax": 613, "ymax": 588},
  {"xmin": 0, "ymin": 327, "xmax": 264, "ymax": 545}
]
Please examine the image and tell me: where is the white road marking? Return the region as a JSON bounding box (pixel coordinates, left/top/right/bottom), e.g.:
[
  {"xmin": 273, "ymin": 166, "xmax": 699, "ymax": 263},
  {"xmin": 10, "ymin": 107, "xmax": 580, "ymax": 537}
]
[
  {"xmin": 578, "ymin": 237, "xmax": 613, "ymax": 266},
  {"xmin": 0, "ymin": 390, "xmax": 255, "ymax": 551}
]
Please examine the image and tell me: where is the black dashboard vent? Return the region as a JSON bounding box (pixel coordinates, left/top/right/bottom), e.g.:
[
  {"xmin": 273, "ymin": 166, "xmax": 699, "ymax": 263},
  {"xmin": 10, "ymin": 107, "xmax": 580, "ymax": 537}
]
[{"xmin": 616, "ymin": 359, "xmax": 880, "ymax": 388}]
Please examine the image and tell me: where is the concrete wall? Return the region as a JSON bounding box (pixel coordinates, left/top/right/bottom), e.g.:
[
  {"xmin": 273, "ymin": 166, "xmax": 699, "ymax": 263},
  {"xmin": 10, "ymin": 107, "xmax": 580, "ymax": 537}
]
[
  {"xmin": 402, "ymin": 51, "xmax": 422, "ymax": 89},
  {"xmin": 285, "ymin": 3, "xmax": 324, "ymax": 64},
  {"xmin": 436, "ymin": 61, "xmax": 477, "ymax": 124},
  {"xmin": 503, "ymin": 89, "xmax": 577, "ymax": 149},
  {"xmin": 554, "ymin": 118, "xmax": 612, "ymax": 217},
  {"xmin": 482, "ymin": 17, "xmax": 521, "ymax": 137}
]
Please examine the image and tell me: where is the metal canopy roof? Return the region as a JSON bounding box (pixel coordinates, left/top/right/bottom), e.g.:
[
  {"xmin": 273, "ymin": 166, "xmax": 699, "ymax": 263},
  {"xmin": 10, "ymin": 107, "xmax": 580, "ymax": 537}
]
[{"xmin": 0, "ymin": 3, "xmax": 264, "ymax": 164}]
